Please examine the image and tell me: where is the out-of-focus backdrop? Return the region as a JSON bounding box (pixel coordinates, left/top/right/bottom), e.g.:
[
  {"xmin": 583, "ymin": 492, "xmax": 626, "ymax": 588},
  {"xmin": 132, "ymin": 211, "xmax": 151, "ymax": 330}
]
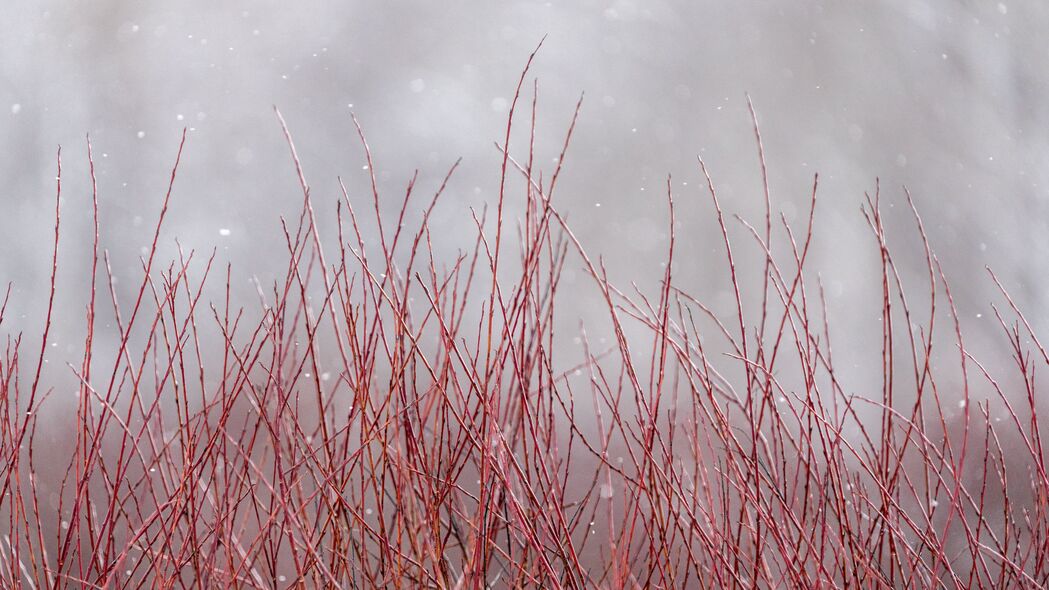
[{"xmin": 2, "ymin": 1, "xmax": 1047, "ymax": 397}]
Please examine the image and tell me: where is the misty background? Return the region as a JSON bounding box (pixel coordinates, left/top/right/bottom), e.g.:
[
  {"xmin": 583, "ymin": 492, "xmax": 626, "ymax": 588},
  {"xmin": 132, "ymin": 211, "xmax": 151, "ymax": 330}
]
[{"xmin": 2, "ymin": 1, "xmax": 1047, "ymax": 405}]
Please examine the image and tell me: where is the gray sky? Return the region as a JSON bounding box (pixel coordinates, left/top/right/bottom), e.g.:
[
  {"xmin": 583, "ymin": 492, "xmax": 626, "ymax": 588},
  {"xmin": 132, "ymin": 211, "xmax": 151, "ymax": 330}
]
[{"xmin": 2, "ymin": 1, "xmax": 1046, "ymax": 396}]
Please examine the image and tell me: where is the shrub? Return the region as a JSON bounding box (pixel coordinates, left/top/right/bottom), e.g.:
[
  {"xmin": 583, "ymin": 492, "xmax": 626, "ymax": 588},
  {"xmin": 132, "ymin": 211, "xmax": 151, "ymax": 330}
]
[{"xmin": 2, "ymin": 54, "xmax": 1047, "ymax": 589}]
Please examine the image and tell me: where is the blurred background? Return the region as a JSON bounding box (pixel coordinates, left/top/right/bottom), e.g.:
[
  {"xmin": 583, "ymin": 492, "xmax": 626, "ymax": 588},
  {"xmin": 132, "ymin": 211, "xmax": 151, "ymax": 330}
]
[{"xmin": 2, "ymin": 0, "xmax": 1047, "ymax": 400}]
